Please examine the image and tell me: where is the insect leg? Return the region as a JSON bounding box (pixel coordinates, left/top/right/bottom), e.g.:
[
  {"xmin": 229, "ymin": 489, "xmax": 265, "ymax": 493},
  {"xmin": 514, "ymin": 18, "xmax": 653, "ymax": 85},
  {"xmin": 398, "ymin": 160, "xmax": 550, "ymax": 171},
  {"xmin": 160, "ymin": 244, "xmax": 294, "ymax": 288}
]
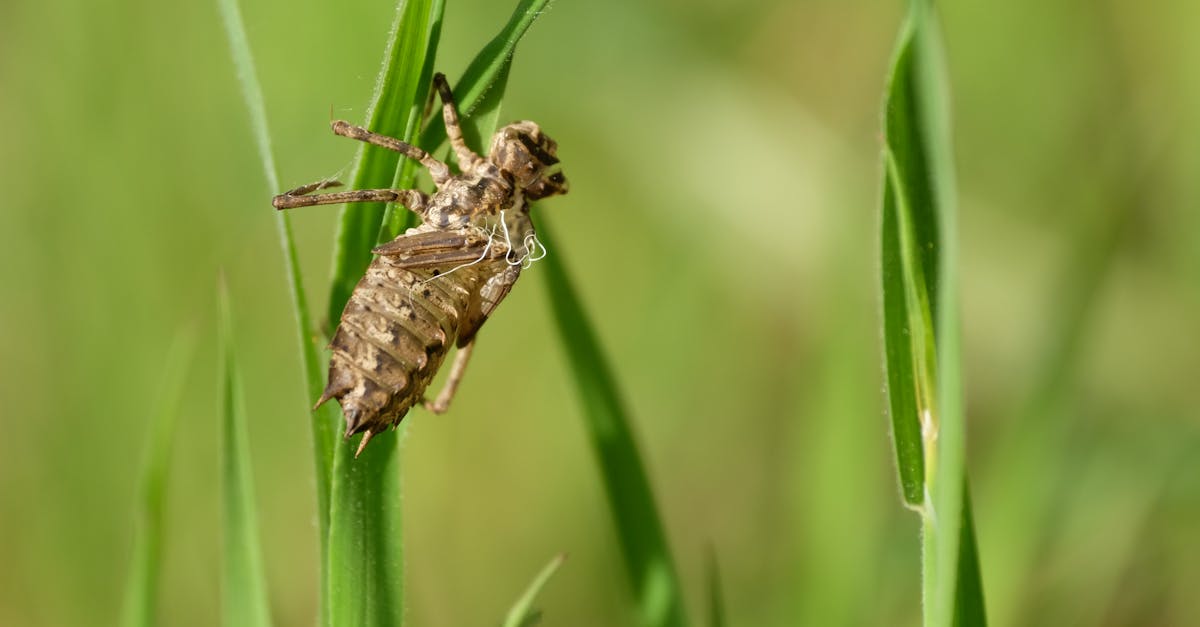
[
  {"xmin": 273, "ymin": 186, "xmax": 429, "ymax": 217},
  {"xmin": 433, "ymin": 73, "xmax": 483, "ymax": 170},
  {"xmin": 422, "ymin": 339, "xmax": 475, "ymax": 414},
  {"xmin": 330, "ymin": 120, "xmax": 452, "ymax": 186}
]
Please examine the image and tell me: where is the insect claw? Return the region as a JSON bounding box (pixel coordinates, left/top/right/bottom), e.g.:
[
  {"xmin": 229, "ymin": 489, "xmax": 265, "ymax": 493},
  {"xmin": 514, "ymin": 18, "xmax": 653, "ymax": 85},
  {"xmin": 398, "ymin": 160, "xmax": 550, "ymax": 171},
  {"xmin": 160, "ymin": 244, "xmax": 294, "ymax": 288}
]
[{"xmin": 355, "ymin": 430, "xmax": 374, "ymax": 458}]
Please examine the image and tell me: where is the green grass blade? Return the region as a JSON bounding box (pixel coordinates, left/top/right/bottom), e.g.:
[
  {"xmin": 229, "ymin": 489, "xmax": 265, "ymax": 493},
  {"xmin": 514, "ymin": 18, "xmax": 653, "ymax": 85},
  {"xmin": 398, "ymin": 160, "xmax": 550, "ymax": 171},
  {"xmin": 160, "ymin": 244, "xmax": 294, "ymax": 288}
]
[
  {"xmin": 416, "ymin": 0, "xmax": 550, "ymax": 155},
  {"xmin": 325, "ymin": 0, "xmax": 444, "ymax": 326},
  {"xmin": 322, "ymin": 3, "xmax": 442, "ymax": 626},
  {"xmin": 215, "ymin": 0, "xmax": 334, "ymax": 559},
  {"xmin": 536, "ymin": 218, "xmax": 689, "ymax": 627},
  {"xmin": 119, "ymin": 329, "xmax": 197, "ymax": 627},
  {"xmin": 879, "ymin": 2, "xmax": 985, "ymax": 627},
  {"xmin": 325, "ymin": 440, "xmax": 404, "ymax": 627},
  {"xmin": 501, "ymin": 553, "xmax": 567, "ymax": 627},
  {"xmin": 218, "ymin": 281, "xmax": 273, "ymax": 627}
]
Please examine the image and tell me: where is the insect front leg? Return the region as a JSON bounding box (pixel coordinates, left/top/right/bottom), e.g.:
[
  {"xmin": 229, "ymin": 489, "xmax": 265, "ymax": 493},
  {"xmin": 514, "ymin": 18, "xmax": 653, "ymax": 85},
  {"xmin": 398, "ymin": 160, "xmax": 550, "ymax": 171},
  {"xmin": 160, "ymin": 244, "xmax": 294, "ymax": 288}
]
[
  {"xmin": 432, "ymin": 73, "xmax": 483, "ymax": 170},
  {"xmin": 273, "ymin": 185, "xmax": 430, "ymax": 218},
  {"xmin": 330, "ymin": 120, "xmax": 452, "ymax": 186},
  {"xmin": 423, "ymin": 339, "xmax": 475, "ymax": 414}
]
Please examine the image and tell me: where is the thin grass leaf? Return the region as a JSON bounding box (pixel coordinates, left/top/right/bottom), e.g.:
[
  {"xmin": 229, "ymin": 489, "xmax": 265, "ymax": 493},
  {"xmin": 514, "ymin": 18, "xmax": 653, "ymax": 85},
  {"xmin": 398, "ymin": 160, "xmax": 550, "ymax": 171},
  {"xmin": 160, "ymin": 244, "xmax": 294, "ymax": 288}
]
[
  {"xmin": 215, "ymin": 0, "xmax": 335, "ymax": 568},
  {"xmin": 536, "ymin": 218, "xmax": 689, "ymax": 627},
  {"xmin": 218, "ymin": 281, "xmax": 273, "ymax": 627},
  {"xmin": 879, "ymin": 2, "xmax": 984, "ymax": 626},
  {"xmin": 119, "ymin": 329, "xmax": 197, "ymax": 627},
  {"xmin": 502, "ymin": 553, "xmax": 567, "ymax": 627}
]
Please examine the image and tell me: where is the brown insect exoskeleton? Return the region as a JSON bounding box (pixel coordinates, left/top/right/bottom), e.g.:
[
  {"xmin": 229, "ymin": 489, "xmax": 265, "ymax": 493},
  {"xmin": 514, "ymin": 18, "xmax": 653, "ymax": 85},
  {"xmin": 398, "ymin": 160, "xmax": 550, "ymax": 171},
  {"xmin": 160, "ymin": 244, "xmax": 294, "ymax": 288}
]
[{"xmin": 274, "ymin": 72, "xmax": 568, "ymax": 456}]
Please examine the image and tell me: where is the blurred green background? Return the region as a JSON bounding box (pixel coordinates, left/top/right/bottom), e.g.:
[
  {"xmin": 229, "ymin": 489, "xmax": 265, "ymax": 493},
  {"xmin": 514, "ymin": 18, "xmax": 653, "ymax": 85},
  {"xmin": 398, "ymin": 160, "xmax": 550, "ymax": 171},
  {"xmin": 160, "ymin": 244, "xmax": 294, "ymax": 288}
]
[{"xmin": 2, "ymin": 0, "xmax": 1198, "ymax": 625}]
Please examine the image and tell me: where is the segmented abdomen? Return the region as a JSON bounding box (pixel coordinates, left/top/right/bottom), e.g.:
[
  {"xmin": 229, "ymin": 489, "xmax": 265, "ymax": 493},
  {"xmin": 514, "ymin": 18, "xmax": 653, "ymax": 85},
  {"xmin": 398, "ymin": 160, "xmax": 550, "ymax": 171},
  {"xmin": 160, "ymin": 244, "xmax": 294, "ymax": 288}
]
[{"xmin": 322, "ymin": 255, "xmax": 480, "ymax": 437}]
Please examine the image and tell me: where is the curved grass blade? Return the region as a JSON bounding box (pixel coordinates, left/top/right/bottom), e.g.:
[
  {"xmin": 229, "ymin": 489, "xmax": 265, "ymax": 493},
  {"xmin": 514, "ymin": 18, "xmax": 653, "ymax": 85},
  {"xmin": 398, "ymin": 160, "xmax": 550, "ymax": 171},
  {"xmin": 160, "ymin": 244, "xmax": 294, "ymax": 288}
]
[
  {"xmin": 879, "ymin": 2, "xmax": 985, "ymax": 626},
  {"xmin": 218, "ymin": 281, "xmax": 273, "ymax": 627},
  {"xmin": 536, "ymin": 218, "xmax": 689, "ymax": 627},
  {"xmin": 119, "ymin": 329, "xmax": 197, "ymax": 627},
  {"xmin": 501, "ymin": 553, "xmax": 567, "ymax": 627},
  {"xmin": 215, "ymin": 0, "xmax": 335, "ymax": 566}
]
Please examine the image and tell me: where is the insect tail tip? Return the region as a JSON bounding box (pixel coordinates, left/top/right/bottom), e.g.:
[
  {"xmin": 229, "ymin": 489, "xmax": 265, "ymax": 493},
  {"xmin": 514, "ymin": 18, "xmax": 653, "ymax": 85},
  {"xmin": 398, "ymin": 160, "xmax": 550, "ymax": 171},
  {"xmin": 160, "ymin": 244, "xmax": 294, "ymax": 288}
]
[{"xmin": 355, "ymin": 430, "xmax": 374, "ymax": 458}]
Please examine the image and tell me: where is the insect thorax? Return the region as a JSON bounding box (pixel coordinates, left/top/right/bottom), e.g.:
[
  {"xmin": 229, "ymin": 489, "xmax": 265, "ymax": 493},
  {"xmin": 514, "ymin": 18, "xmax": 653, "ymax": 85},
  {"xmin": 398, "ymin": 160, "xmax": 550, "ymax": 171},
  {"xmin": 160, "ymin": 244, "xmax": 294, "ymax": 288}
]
[{"xmin": 425, "ymin": 169, "xmax": 520, "ymax": 229}]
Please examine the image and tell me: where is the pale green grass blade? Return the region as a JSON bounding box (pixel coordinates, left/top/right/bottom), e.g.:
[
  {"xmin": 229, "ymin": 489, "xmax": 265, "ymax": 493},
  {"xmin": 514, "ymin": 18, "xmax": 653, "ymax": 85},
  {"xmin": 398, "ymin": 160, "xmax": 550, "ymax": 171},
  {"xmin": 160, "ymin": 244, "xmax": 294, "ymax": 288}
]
[
  {"xmin": 536, "ymin": 218, "xmax": 689, "ymax": 627},
  {"xmin": 119, "ymin": 329, "xmax": 197, "ymax": 627},
  {"xmin": 215, "ymin": 0, "xmax": 334, "ymax": 551},
  {"xmin": 326, "ymin": 0, "xmax": 443, "ymax": 325},
  {"xmin": 218, "ymin": 282, "xmax": 273, "ymax": 627},
  {"xmin": 879, "ymin": 2, "xmax": 985, "ymax": 626},
  {"xmin": 501, "ymin": 553, "xmax": 566, "ymax": 627}
]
